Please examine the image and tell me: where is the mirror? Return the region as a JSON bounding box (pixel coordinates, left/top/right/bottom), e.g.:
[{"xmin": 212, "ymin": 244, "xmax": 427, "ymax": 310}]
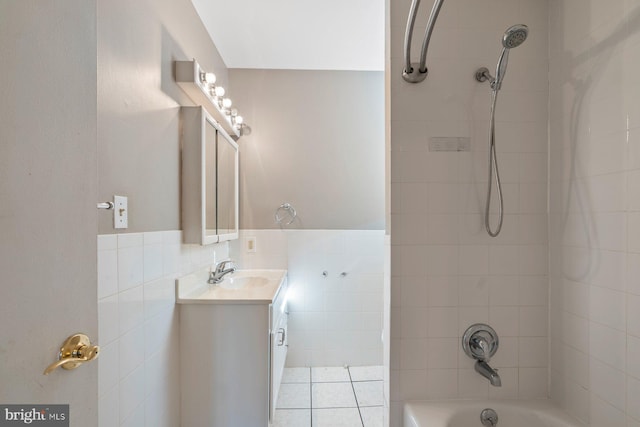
[
  {"xmin": 204, "ymin": 117, "xmax": 217, "ymax": 239},
  {"xmin": 216, "ymin": 132, "xmax": 238, "ymax": 239},
  {"xmin": 181, "ymin": 106, "xmax": 239, "ymax": 245}
]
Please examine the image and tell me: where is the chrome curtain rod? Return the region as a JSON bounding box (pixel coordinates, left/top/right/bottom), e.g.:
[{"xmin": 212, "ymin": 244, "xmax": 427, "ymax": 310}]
[{"xmin": 402, "ymin": 0, "xmax": 445, "ymax": 83}]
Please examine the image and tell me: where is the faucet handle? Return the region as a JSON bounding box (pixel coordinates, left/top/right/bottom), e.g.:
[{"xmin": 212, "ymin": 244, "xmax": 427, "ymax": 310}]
[
  {"xmin": 462, "ymin": 324, "xmax": 499, "ymax": 362},
  {"xmin": 215, "ymin": 259, "xmax": 235, "ymax": 271},
  {"xmin": 471, "ymin": 335, "xmax": 491, "ymax": 362}
]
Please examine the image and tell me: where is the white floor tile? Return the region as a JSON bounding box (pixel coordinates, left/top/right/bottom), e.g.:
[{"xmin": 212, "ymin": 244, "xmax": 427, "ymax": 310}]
[
  {"xmin": 273, "ymin": 409, "xmax": 311, "ymax": 427},
  {"xmin": 353, "ymin": 381, "xmax": 384, "ymax": 407},
  {"xmin": 312, "ymin": 408, "xmax": 363, "ymax": 427},
  {"xmin": 360, "ymin": 406, "xmax": 384, "ymax": 427},
  {"xmin": 277, "ymin": 383, "xmax": 311, "ymax": 409},
  {"xmin": 312, "ymin": 366, "xmax": 351, "ymax": 382},
  {"xmin": 282, "ymin": 367, "xmax": 310, "ymax": 384},
  {"xmin": 349, "ymin": 365, "xmax": 384, "ymax": 381},
  {"xmin": 312, "ymin": 382, "xmax": 357, "ymax": 408},
  {"xmin": 277, "ymin": 366, "xmax": 383, "ymax": 426}
]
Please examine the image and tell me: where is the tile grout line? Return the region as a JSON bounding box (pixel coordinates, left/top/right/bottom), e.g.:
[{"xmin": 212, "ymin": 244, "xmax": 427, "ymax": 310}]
[
  {"xmin": 347, "ymin": 366, "xmax": 366, "ymax": 427},
  {"xmin": 309, "ymin": 367, "xmax": 313, "ymax": 427}
]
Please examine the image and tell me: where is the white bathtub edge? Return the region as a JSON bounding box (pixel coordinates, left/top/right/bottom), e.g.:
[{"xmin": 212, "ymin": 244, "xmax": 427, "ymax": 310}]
[{"xmin": 403, "ymin": 399, "xmax": 585, "ymax": 427}]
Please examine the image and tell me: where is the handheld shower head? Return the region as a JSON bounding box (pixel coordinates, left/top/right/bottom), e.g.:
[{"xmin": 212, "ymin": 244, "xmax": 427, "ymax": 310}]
[
  {"xmin": 502, "ymin": 24, "xmax": 528, "ymax": 49},
  {"xmin": 494, "ymin": 24, "xmax": 529, "ymax": 90}
]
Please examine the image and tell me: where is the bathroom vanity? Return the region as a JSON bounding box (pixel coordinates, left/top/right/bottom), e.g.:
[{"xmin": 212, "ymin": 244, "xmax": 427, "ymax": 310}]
[{"xmin": 176, "ymin": 269, "xmax": 288, "ymax": 427}]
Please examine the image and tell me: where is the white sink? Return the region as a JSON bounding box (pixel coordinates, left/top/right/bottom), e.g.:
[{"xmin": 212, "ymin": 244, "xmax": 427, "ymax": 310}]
[
  {"xmin": 176, "ymin": 269, "xmax": 287, "ymax": 304},
  {"xmin": 218, "ymin": 275, "xmax": 270, "ymax": 290}
]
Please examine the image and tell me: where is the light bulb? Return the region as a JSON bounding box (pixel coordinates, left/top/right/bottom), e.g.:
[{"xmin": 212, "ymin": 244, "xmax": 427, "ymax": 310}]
[
  {"xmin": 230, "ymin": 108, "xmax": 238, "ymax": 117},
  {"xmin": 214, "ymin": 86, "xmax": 225, "ymax": 97},
  {"xmin": 222, "ymin": 98, "xmax": 232, "ymax": 109},
  {"xmin": 235, "ymin": 115, "xmax": 244, "ymax": 125},
  {"xmin": 204, "ymin": 72, "xmax": 216, "ymax": 84}
]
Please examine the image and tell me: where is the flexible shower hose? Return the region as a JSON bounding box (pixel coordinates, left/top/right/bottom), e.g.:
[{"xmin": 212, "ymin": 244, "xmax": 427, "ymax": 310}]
[{"xmin": 485, "ymin": 90, "xmax": 504, "ymax": 237}]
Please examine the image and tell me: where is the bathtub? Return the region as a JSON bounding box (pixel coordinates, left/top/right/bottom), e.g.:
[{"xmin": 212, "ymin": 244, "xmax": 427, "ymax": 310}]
[{"xmin": 404, "ymin": 400, "xmax": 583, "ymax": 427}]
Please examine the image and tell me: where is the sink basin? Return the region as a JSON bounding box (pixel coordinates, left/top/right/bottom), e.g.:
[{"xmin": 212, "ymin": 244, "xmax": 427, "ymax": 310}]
[
  {"xmin": 218, "ymin": 276, "xmax": 270, "ymax": 290},
  {"xmin": 176, "ymin": 269, "xmax": 288, "ymax": 304}
]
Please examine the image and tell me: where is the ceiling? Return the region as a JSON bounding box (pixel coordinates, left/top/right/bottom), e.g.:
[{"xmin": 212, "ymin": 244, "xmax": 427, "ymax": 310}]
[{"xmin": 190, "ymin": 0, "xmax": 385, "ymax": 71}]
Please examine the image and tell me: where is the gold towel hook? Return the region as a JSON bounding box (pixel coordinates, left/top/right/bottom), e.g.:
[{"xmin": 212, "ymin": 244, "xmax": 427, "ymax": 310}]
[{"xmin": 43, "ymin": 333, "xmax": 99, "ymax": 375}]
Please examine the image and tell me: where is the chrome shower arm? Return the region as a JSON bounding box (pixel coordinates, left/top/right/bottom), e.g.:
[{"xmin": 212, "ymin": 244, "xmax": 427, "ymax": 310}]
[{"xmin": 402, "ymin": 0, "xmax": 445, "ymax": 83}]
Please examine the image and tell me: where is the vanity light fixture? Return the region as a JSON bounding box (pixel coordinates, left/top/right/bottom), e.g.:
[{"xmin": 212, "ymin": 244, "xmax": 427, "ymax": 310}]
[{"xmin": 175, "ymin": 59, "xmax": 250, "ymax": 140}]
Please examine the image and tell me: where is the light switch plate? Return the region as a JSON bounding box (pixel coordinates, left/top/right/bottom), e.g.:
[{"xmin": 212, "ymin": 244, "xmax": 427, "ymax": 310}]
[{"xmin": 114, "ymin": 195, "xmax": 128, "ymax": 229}]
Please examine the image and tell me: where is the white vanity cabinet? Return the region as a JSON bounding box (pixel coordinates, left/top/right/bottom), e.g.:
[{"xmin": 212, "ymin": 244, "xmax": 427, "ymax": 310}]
[{"xmin": 178, "ymin": 272, "xmax": 288, "ymax": 427}]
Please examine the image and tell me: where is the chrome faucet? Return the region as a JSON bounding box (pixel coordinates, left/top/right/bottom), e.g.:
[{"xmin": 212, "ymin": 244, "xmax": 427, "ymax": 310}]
[
  {"xmin": 208, "ymin": 260, "xmax": 236, "ymax": 284},
  {"xmin": 475, "ymin": 360, "xmax": 502, "ymax": 387},
  {"xmin": 462, "ymin": 324, "xmax": 501, "ymax": 387}
]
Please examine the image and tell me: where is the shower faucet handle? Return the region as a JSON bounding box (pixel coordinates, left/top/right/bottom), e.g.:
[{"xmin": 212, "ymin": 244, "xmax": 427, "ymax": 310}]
[{"xmin": 462, "ymin": 323, "xmax": 499, "ymax": 362}]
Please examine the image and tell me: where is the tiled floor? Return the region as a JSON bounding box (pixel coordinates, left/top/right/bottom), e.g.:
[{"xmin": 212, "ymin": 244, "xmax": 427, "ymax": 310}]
[{"xmin": 274, "ymin": 366, "xmax": 384, "ymax": 427}]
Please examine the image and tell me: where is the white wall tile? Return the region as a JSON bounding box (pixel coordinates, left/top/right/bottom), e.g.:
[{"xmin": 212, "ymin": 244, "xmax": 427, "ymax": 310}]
[
  {"xmin": 98, "ymin": 386, "xmax": 119, "ymax": 427},
  {"xmin": 590, "ymin": 322, "xmax": 626, "ymax": 371},
  {"xmin": 119, "ymin": 325, "xmax": 145, "ymax": 380},
  {"xmin": 428, "ymin": 307, "xmax": 459, "ymax": 338},
  {"xmin": 458, "ymin": 276, "xmax": 489, "ymax": 306},
  {"xmin": 118, "ymin": 246, "xmax": 144, "ymax": 291},
  {"xmin": 98, "ymin": 248, "xmax": 118, "ymax": 299},
  {"xmin": 519, "ymin": 306, "xmax": 548, "ymax": 337},
  {"xmin": 590, "ymin": 357, "xmax": 626, "ymax": 410},
  {"xmin": 628, "ymin": 336, "xmax": 640, "ymax": 380},
  {"xmin": 98, "ymin": 230, "xmax": 227, "ymax": 427},
  {"xmin": 489, "ymin": 307, "xmax": 519, "ymax": 337},
  {"xmin": 99, "ymin": 294, "xmax": 119, "ymax": 345},
  {"xmin": 426, "ymin": 369, "xmax": 458, "ymax": 398},
  {"xmin": 98, "ymin": 341, "xmax": 119, "ymax": 398},
  {"xmin": 143, "ymin": 240, "xmax": 163, "ymax": 283},
  {"xmin": 590, "ymin": 394, "xmax": 626, "ymax": 427},
  {"xmin": 489, "ymin": 246, "xmax": 520, "ymax": 275},
  {"xmin": 426, "ymin": 338, "xmax": 458, "ymax": 369},
  {"xmin": 519, "ymin": 337, "xmax": 548, "ymax": 367},
  {"xmin": 143, "ymin": 277, "xmax": 174, "ymax": 320},
  {"xmin": 119, "ymin": 366, "xmax": 145, "ymax": 423},
  {"xmin": 120, "ymin": 404, "xmax": 145, "ymax": 427},
  {"xmin": 119, "ymin": 285, "xmax": 144, "ymax": 335},
  {"xmin": 428, "ymin": 276, "xmax": 458, "ymax": 307},
  {"xmin": 627, "ymin": 375, "xmax": 640, "ymax": 422},
  {"xmin": 489, "ymin": 276, "xmax": 519, "ymax": 306},
  {"xmin": 589, "ymin": 286, "xmax": 626, "ymax": 331},
  {"xmin": 518, "ymin": 367, "xmax": 548, "ymax": 399}
]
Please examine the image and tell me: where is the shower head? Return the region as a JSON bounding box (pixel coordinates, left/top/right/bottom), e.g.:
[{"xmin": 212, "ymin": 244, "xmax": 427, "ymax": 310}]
[
  {"xmin": 502, "ymin": 24, "xmax": 529, "ymax": 49},
  {"xmin": 493, "ymin": 24, "xmax": 529, "ymax": 90}
]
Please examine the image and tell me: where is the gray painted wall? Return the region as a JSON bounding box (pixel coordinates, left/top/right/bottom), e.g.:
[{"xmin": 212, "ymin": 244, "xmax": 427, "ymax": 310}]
[
  {"xmin": 97, "ymin": 0, "xmax": 229, "ymax": 234},
  {"xmin": 0, "ymin": 1, "xmax": 98, "ymax": 423},
  {"xmin": 229, "ymin": 69, "xmax": 385, "ymax": 230}
]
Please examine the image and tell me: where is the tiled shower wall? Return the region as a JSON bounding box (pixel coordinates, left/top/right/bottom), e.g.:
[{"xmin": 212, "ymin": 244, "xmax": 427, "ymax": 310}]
[
  {"xmin": 230, "ymin": 230, "xmax": 385, "ymax": 367},
  {"xmin": 389, "ymin": 0, "xmax": 549, "ymax": 425},
  {"xmin": 548, "ymin": 1, "xmax": 640, "ymax": 426},
  {"xmin": 97, "ymin": 231, "xmax": 229, "ymax": 427}
]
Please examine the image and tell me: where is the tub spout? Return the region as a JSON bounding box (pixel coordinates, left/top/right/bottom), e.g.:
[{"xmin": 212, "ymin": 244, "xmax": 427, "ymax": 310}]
[{"xmin": 475, "ymin": 360, "xmax": 501, "ymax": 387}]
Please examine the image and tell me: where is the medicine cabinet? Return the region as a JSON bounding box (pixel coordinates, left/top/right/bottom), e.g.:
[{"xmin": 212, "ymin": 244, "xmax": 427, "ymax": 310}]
[{"xmin": 181, "ymin": 106, "xmax": 239, "ymax": 245}]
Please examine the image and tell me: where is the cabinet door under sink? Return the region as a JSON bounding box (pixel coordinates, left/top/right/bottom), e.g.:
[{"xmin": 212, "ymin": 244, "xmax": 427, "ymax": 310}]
[{"xmin": 269, "ymin": 287, "xmax": 288, "ymax": 422}]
